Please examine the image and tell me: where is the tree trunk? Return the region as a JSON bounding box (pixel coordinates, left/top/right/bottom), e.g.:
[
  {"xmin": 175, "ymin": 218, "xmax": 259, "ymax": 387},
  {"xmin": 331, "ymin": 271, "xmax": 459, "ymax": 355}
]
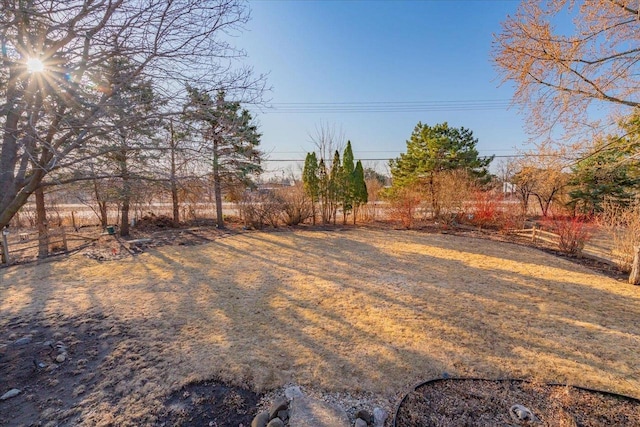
[
  {"xmin": 120, "ymin": 153, "xmax": 131, "ymax": 237},
  {"xmin": 93, "ymin": 179, "xmax": 108, "ymax": 227},
  {"xmin": 169, "ymin": 119, "xmax": 180, "ymax": 223},
  {"xmin": 629, "ymin": 246, "xmax": 640, "ymax": 286},
  {"xmin": 213, "ymin": 136, "xmax": 224, "ymax": 228},
  {"xmin": 429, "ymin": 172, "xmax": 439, "ymax": 219},
  {"xmin": 35, "ymin": 187, "xmax": 48, "ymax": 259}
]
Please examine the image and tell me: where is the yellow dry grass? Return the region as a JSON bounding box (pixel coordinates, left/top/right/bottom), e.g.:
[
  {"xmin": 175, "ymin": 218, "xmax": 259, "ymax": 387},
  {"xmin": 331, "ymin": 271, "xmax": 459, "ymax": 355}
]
[{"xmin": 1, "ymin": 229, "xmax": 639, "ymax": 424}]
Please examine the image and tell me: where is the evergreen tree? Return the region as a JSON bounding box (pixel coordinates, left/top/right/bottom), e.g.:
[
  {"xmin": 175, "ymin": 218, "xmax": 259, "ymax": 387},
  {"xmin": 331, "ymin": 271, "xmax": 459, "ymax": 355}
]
[
  {"xmin": 569, "ymin": 140, "xmax": 638, "ymax": 214},
  {"xmin": 341, "ymin": 141, "xmax": 356, "ymax": 224},
  {"xmin": 328, "ymin": 150, "xmax": 342, "ymax": 225},
  {"xmin": 389, "ymin": 122, "xmax": 492, "ymax": 218},
  {"xmin": 302, "ymin": 152, "xmax": 320, "ymax": 225},
  {"xmin": 318, "ymin": 158, "xmax": 330, "ymax": 223},
  {"xmin": 184, "ymin": 87, "xmax": 262, "ymax": 228},
  {"xmin": 352, "ymin": 160, "xmax": 368, "ymax": 224}
]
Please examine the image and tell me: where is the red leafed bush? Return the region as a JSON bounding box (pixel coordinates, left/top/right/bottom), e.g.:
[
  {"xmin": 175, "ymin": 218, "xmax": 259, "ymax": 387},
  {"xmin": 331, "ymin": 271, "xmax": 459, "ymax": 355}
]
[
  {"xmin": 543, "ymin": 215, "xmax": 593, "ymax": 255},
  {"xmin": 465, "ymin": 190, "xmax": 504, "ymax": 229}
]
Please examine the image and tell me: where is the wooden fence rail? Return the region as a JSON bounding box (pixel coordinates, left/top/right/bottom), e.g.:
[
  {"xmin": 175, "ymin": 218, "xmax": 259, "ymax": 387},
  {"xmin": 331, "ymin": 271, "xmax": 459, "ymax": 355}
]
[
  {"xmin": 504, "ymin": 226, "xmax": 561, "ymax": 246},
  {"xmin": 1, "ymin": 228, "xmax": 96, "ymax": 266}
]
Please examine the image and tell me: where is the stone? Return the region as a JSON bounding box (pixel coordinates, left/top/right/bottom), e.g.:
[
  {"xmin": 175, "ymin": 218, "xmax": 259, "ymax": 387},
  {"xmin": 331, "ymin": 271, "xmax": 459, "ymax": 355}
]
[
  {"xmin": 13, "ymin": 336, "xmax": 32, "ymax": 346},
  {"xmin": 356, "ymin": 409, "xmax": 372, "ymax": 424},
  {"xmin": 269, "ymin": 396, "xmax": 289, "ymax": 419},
  {"xmin": 0, "ymin": 389, "xmax": 21, "ymax": 401},
  {"xmin": 56, "ymin": 353, "xmax": 67, "ymax": 363},
  {"xmin": 285, "ymin": 385, "xmax": 303, "ymax": 400},
  {"xmin": 373, "ymin": 407, "xmax": 388, "ymax": 427},
  {"xmin": 354, "ymin": 418, "xmax": 368, "ymax": 427},
  {"xmin": 251, "ymin": 411, "xmax": 270, "ymax": 427},
  {"xmin": 42, "ymin": 341, "xmax": 53, "ymax": 347},
  {"xmin": 266, "ymin": 418, "xmax": 284, "ymax": 427},
  {"xmin": 289, "ymin": 396, "xmax": 350, "ymax": 427},
  {"xmin": 277, "ymin": 409, "xmax": 288, "ymax": 421}
]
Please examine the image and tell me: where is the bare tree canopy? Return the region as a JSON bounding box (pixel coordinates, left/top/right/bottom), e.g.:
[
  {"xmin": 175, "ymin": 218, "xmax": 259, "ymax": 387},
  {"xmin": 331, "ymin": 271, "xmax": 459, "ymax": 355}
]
[
  {"xmin": 493, "ymin": 0, "xmax": 640, "ymax": 136},
  {"xmin": 0, "ymin": 0, "xmax": 264, "ymax": 229}
]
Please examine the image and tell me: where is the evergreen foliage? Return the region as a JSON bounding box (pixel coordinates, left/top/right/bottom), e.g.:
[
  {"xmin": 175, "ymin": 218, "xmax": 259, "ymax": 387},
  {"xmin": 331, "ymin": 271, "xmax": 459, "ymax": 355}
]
[
  {"xmin": 390, "ymin": 122, "xmax": 491, "ymax": 187},
  {"xmin": 389, "ymin": 122, "xmax": 492, "ymax": 218},
  {"xmin": 184, "ymin": 87, "xmax": 262, "ymax": 227},
  {"xmin": 302, "ymin": 141, "xmax": 370, "ymax": 225},
  {"xmin": 569, "ymin": 128, "xmax": 640, "ymax": 214},
  {"xmin": 352, "ymin": 160, "xmax": 368, "ymax": 224},
  {"xmin": 341, "ymin": 141, "xmax": 356, "ymax": 223},
  {"xmin": 302, "ymin": 152, "xmax": 320, "ymax": 224}
]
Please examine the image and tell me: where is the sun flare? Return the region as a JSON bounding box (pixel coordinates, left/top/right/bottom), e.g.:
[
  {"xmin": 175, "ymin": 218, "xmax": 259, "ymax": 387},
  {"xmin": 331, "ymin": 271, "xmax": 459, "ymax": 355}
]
[{"xmin": 26, "ymin": 57, "xmax": 44, "ymax": 73}]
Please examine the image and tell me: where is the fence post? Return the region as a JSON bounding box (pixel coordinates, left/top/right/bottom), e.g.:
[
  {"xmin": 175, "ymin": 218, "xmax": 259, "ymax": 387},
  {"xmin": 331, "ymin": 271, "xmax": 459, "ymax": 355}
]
[
  {"xmin": 61, "ymin": 228, "xmax": 68, "ymax": 252},
  {"xmin": 629, "ymin": 245, "xmax": 640, "ymax": 286},
  {"xmin": 1, "ymin": 227, "xmax": 9, "ymax": 266},
  {"xmin": 531, "ymin": 224, "xmax": 537, "ymax": 244}
]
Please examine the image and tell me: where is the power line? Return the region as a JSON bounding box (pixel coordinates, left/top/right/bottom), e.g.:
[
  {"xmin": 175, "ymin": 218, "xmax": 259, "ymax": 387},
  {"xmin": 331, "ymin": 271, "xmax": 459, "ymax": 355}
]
[
  {"xmin": 264, "ymin": 154, "xmax": 561, "ymax": 162},
  {"xmin": 259, "ymin": 99, "xmax": 513, "ymax": 114}
]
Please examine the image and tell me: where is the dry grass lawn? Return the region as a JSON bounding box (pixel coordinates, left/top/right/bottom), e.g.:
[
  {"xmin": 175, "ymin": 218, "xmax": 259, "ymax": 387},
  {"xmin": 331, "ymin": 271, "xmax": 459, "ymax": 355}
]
[{"xmin": 1, "ymin": 228, "xmax": 639, "ymax": 424}]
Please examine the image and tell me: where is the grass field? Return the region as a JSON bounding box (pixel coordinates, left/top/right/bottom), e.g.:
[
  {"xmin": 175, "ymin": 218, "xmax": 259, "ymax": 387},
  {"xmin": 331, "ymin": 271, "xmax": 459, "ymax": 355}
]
[{"xmin": 1, "ymin": 228, "xmax": 639, "ymax": 425}]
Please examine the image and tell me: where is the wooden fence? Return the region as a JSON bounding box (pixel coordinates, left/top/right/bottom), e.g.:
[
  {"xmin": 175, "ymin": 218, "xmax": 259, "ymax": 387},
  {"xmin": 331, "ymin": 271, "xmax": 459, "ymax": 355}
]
[
  {"xmin": 505, "ymin": 226, "xmax": 561, "ymax": 246},
  {"xmin": 1, "ymin": 227, "xmax": 95, "ymax": 266}
]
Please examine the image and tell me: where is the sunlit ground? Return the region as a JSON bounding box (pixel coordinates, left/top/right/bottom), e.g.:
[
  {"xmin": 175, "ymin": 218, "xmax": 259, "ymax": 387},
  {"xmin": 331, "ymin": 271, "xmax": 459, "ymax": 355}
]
[{"xmin": 1, "ymin": 229, "xmax": 638, "ymax": 424}]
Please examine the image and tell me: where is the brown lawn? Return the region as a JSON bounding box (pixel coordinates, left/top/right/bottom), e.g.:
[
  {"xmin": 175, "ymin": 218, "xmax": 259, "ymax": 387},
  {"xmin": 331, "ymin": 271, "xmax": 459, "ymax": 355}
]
[{"xmin": 1, "ymin": 228, "xmax": 639, "ymax": 425}]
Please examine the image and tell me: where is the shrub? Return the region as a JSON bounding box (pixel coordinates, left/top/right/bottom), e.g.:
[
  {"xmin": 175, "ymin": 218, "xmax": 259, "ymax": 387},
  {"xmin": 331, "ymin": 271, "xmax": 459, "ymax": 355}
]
[
  {"xmin": 238, "ymin": 190, "xmax": 283, "ymax": 229},
  {"xmin": 277, "ymin": 183, "xmax": 313, "ymax": 226},
  {"xmin": 466, "ymin": 190, "xmax": 501, "ymax": 229},
  {"xmin": 386, "ymin": 187, "xmax": 421, "ymax": 229},
  {"xmin": 542, "ymin": 215, "xmax": 592, "ymax": 255}
]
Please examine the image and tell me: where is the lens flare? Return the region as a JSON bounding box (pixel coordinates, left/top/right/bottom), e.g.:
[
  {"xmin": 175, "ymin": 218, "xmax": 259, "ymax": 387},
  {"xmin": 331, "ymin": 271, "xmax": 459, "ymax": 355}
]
[{"xmin": 26, "ymin": 57, "xmax": 45, "ymax": 73}]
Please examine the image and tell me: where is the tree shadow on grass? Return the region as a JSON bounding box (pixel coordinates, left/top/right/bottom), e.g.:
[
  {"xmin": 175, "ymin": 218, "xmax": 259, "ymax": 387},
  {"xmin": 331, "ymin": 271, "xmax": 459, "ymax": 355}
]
[{"xmin": 1, "ymin": 228, "xmax": 639, "ymax": 426}]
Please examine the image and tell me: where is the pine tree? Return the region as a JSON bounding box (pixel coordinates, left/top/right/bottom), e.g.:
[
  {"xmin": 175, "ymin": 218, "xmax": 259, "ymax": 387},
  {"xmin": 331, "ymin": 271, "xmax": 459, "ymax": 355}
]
[
  {"xmin": 302, "ymin": 152, "xmax": 320, "ymax": 225},
  {"xmin": 318, "ymin": 159, "xmax": 329, "ymax": 223},
  {"xmin": 184, "ymin": 87, "xmax": 262, "ymax": 228},
  {"xmin": 328, "ymin": 150, "xmax": 343, "ymax": 225},
  {"xmin": 390, "ymin": 122, "xmax": 492, "ymax": 218},
  {"xmin": 352, "ymin": 160, "xmax": 368, "ymax": 224},
  {"xmin": 341, "ymin": 141, "xmax": 356, "ymax": 224}
]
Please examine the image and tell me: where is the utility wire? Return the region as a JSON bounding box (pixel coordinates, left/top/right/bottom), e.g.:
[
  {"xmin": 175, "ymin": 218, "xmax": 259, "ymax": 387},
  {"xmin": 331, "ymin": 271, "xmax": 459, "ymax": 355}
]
[
  {"xmin": 259, "ymin": 99, "xmax": 513, "ymax": 114},
  {"xmin": 264, "ymin": 154, "xmax": 562, "ymax": 162}
]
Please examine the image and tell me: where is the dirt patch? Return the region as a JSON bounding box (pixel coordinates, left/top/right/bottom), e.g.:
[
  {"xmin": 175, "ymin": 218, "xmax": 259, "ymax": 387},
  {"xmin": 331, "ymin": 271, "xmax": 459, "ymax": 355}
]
[
  {"xmin": 0, "ymin": 312, "xmax": 124, "ymax": 426},
  {"xmin": 0, "ymin": 313, "xmax": 262, "ymax": 427},
  {"xmin": 157, "ymin": 380, "xmax": 261, "ymax": 427},
  {"xmin": 395, "ymin": 379, "xmax": 640, "ymax": 426}
]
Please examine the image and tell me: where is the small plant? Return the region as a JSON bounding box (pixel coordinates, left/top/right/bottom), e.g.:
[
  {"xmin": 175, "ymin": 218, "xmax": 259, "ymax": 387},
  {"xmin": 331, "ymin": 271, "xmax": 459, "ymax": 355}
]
[
  {"xmin": 277, "ymin": 183, "xmax": 313, "ymax": 226},
  {"xmin": 543, "ymin": 215, "xmax": 592, "ymax": 255},
  {"xmin": 386, "ymin": 187, "xmax": 421, "ymax": 229},
  {"xmin": 238, "ymin": 190, "xmax": 283, "ymax": 229},
  {"xmin": 467, "ymin": 190, "xmax": 501, "ymax": 229}
]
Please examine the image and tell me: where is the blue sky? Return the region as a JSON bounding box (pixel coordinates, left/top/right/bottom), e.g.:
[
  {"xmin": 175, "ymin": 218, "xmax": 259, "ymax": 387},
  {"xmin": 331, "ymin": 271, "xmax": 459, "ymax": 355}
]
[{"xmin": 239, "ymin": 0, "xmax": 527, "ymax": 178}]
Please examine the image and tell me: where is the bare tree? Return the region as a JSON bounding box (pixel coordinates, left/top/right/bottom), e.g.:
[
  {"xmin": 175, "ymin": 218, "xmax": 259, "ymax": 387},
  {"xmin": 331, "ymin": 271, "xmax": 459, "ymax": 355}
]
[
  {"xmin": 0, "ymin": 0, "xmax": 265, "ymax": 230},
  {"xmin": 493, "ymin": 0, "xmax": 640, "ymax": 138}
]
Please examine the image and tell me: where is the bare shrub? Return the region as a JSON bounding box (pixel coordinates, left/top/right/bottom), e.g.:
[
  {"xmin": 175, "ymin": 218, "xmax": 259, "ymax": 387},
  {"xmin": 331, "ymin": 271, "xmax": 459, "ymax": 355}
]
[
  {"xmin": 277, "ymin": 183, "xmax": 313, "ymax": 226},
  {"xmin": 238, "ymin": 190, "xmax": 283, "ymax": 229},
  {"xmin": 542, "ymin": 215, "xmax": 592, "ymax": 255},
  {"xmin": 359, "ymin": 178, "xmax": 383, "ymax": 222},
  {"xmin": 601, "ymin": 199, "xmax": 640, "ymax": 271},
  {"xmin": 435, "ymin": 170, "xmax": 475, "ymax": 225},
  {"xmin": 387, "ymin": 187, "xmax": 421, "ymax": 229}
]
